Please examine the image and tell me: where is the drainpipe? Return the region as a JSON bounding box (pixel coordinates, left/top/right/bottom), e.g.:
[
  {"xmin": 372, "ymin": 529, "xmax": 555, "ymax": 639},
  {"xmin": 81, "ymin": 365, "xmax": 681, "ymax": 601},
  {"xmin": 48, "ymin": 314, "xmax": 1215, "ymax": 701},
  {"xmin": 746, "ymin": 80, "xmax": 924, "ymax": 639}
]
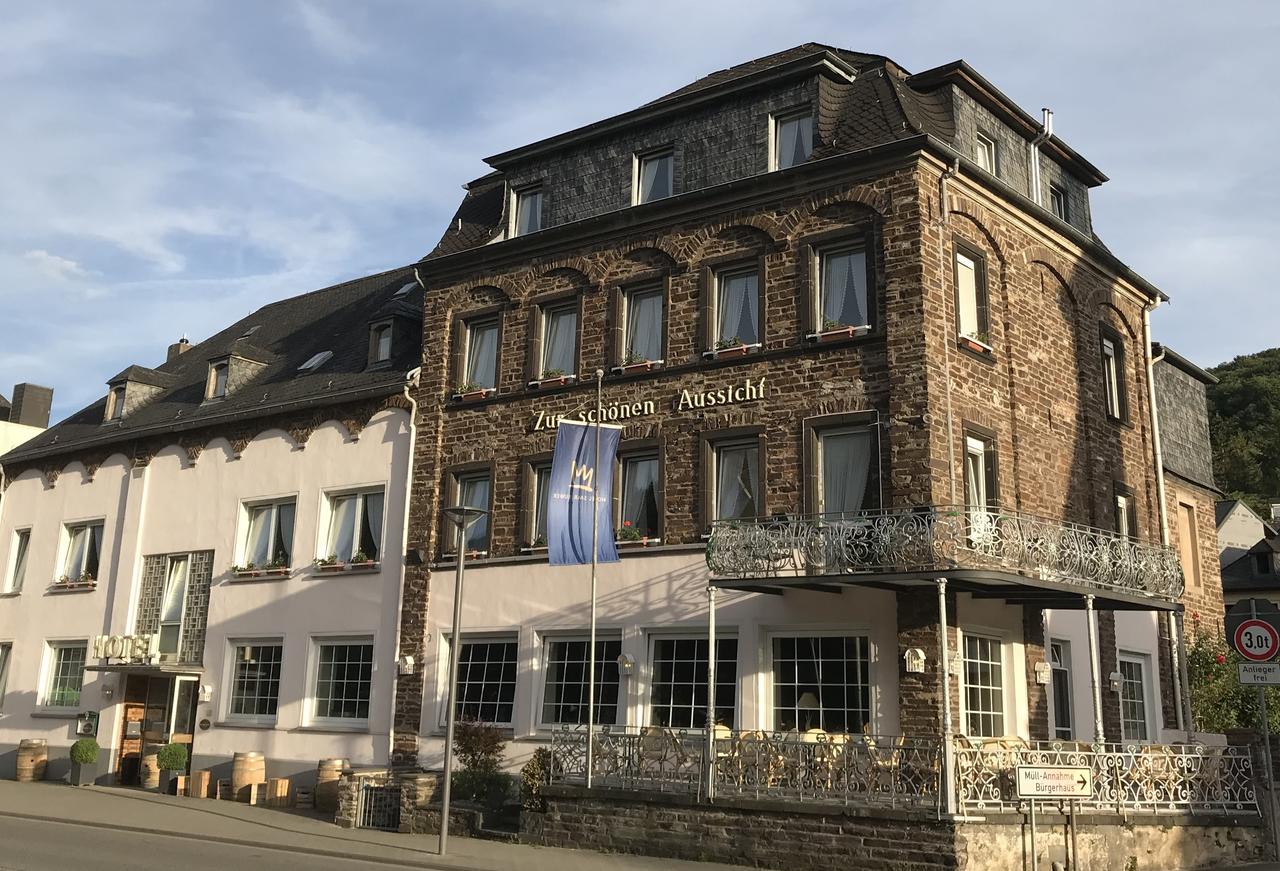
[
  {"xmin": 937, "ymin": 159, "xmax": 961, "ymax": 505},
  {"xmin": 1028, "ymin": 109, "xmax": 1052, "ymax": 207},
  {"xmin": 388, "ymin": 347, "xmax": 421, "ymax": 769}
]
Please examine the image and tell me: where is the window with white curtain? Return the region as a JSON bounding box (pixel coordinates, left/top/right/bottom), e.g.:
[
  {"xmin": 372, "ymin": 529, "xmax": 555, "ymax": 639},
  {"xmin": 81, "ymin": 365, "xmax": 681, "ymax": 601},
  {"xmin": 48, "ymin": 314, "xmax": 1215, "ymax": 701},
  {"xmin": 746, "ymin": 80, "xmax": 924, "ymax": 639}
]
[
  {"xmin": 623, "ymin": 285, "xmax": 664, "ymax": 363},
  {"xmin": 635, "ymin": 148, "xmax": 673, "ymax": 204},
  {"xmin": 1119, "ymin": 653, "xmax": 1152, "ymax": 742},
  {"xmin": 714, "ymin": 266, "xmax": 760, "ymax": 347},
  {"xmin": 242, "ymin": 500, "xmax": 296, "ymax": 567},
  {"xmin": 963, "ymin": 634, "xmax": 1005, "ymax": 738},
  {"xmin": 513, "ymin": 186, "xmax": 543, "ymax": 236},
  {"xmin": 818, "ymin": 246, "xmax": 869, "ymax": 330},
  {"xmin": 773, "ymin": 110, "xmax": 813, "ymax": 170},
  {"xmin": 540, "ymin": 302, "xmax": 578, "ymax": 378},
  {"xmin": 955, "ymin": 248, "xmax": 988, "ymax": 342},
  {"xmin": 463, "ymin": 318, "xmax": 499, "ymax": 390},
  {"xmin": 6, "ymin": 529, "xmax": 30, "ymax": 593},
  {"xmin": 817, "ymin": 427, "xmax": 873, "ymax": 516},
  {"xmin": 713, "ymin": 440, "xmax": 760, "ymax": 521},
  {"xmin": 1049, "ymin": 639, "xmax": 1073, "ymax": 740},
  {"xmin": 452, "ymin": 472, "xmax": 491, "ymax": 553},
  {"xmin": 964, "ymin": 434, "xmax": 995, "ymax": 513},
  {"xmin": 370, "ymin": 323, "xmax": 393, "ymax": 363},
  {"xmin": 158, "ymin": 555, "xmax": 189, "ymax": 656},
  {"xmin": 772, "ymin": 635, "xmax": 871, "ymax": 733},
  {"xmin": 325, "ymin": 490, "xmax": 385, "ymax": 562},
  {"xmin": 530, "ymin": 463, "xmax": 551, "ymax": 546},
  {"xmin": 1101, "ymin": 333, "xmax": 1125, "ymax": 420},
  {"xmin": 620, "ymin": 453, "xmax": 660, "ymax": 538},
  {"xmin": 62, "ymin": 521, "xmax": 103, "ymax": 581}
]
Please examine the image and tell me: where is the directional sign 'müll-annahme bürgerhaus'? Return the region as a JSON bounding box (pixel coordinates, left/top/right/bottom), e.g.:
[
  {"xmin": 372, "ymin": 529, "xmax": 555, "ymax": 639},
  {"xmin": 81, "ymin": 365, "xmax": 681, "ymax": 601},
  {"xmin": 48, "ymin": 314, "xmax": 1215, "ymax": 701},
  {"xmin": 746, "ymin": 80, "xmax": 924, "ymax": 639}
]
[{"xmin": 1015, "ymin": 765, "xmax": 1094, "ymax": 799}]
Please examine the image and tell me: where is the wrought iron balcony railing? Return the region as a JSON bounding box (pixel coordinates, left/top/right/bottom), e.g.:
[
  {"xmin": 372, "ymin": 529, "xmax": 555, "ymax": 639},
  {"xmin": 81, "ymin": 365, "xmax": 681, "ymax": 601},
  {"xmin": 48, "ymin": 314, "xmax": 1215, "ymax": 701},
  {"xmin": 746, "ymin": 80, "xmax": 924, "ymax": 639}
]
[{"xmin": 705, "ymin": 505, "xmax": 1184, "ymax": 601}]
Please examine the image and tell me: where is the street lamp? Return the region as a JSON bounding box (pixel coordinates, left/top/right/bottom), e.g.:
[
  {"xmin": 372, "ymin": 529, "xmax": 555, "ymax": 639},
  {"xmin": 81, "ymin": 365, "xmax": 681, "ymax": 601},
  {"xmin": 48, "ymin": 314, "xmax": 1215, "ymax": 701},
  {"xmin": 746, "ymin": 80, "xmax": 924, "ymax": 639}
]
[{"xmin": 438, "ymin": 504, "xmax": 487, "ymax": 857}]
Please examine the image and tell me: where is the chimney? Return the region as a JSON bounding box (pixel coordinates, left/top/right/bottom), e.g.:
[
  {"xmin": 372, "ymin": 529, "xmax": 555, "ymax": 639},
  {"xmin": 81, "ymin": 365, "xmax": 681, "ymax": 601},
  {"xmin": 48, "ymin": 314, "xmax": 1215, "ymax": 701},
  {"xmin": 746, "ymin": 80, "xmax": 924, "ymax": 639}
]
[
  {"xmin": 167, "ymin": 335, "xmax": 191, "ymax": 362},
  {"xmin": 10, "ymin": 383, "xmax": 53, "ymax": 429},
  {"xmin": 1270, "ymin": 503, "xmax": 1280, "ymax": 523}
]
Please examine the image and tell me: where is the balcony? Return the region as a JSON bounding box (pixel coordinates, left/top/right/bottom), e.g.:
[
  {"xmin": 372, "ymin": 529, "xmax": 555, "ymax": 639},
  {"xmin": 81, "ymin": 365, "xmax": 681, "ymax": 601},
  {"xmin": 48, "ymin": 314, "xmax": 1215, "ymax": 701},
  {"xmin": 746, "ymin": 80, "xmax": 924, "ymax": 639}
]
[{"xmin": 705, "ymin": 505, "xmax": 1184, "ymax": 606}]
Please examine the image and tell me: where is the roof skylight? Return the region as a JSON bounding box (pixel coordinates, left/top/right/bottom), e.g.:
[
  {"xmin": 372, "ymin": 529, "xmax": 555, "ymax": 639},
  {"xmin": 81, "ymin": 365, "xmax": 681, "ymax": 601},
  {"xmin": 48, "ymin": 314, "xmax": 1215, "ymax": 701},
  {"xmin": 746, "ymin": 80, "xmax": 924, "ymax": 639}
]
[
  {"xmin": 394, "ymin": 281, "xmax": 415, "ymax": 298},
  {"xmin": 297, "ymin": 350, "xmax": 333, "ymax": 373}
]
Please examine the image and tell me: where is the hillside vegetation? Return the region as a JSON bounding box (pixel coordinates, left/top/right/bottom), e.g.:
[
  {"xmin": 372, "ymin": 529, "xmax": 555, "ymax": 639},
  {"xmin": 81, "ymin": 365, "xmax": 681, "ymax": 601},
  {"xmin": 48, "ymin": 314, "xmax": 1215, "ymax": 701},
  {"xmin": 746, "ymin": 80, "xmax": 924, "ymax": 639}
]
[{"xmin": 1209, "ymin": 347, "xmax": 1280, "ymax": 515}]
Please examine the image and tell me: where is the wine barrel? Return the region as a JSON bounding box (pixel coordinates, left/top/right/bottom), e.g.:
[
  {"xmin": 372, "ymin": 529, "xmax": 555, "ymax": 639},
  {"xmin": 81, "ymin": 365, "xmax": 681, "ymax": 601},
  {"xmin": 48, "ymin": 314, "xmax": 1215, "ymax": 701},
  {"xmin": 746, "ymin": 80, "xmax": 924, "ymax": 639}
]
[
  {"xmin": 314, "ymin": 757, "xmax": 348, "ymax": 813},
  {"xmin": 15, "ymin": 739, "xmax": 47, "ymax": 782},
  {"xmin": 231, "ymin": 752, "xmax": 266, "ymax": 803},
  {"xmin": 140, "ymin": 748, "xmax": 160, "ymax": 789}
]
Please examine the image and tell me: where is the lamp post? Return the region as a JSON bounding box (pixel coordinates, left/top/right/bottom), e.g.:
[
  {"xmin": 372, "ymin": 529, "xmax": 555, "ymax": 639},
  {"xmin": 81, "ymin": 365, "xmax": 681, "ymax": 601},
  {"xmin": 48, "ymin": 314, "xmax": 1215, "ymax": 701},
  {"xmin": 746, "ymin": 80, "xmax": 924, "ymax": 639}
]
[{"xmin": 438, "ymin": 504, "xmax": 488, "ymax": 857}]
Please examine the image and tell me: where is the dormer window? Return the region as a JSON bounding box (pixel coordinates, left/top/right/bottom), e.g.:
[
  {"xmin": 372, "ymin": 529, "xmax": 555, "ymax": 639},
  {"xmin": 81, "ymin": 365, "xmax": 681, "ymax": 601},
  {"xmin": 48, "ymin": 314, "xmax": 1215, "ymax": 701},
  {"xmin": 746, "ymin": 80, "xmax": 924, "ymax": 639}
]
[
  {"xmin": 512, "ymin": 185, "xmax": 543, "ymax": 237},
  {"xmin": 369, "ymin": 322, "xmax": 393, "ymax": 366},
  {"xmin": 106, "ymin": 386, "xmax": 125, "ymax": 422},
  {"xmin": 208, "ymin": 361, "xmax": 229, "ymax": 400},
  {"xmin": 772, "ymin": 109, "xmax": 813, "ymax": 170},
  {"xmin": 634, "ymin": 147, "xmax": 674, "ymax": 204}
]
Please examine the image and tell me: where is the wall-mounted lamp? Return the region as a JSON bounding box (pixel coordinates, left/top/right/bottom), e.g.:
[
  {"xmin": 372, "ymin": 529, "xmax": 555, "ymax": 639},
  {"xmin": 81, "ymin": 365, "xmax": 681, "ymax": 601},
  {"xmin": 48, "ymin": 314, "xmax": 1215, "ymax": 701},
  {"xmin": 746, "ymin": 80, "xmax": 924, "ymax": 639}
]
[
  {"xmin": 1108, "ymin": 671, "xmax": 1123, "ymax": 693},
  {"xmin": 198, "ymin": 684, "xmax": 213, "ymax": 703},
  {"xmin": 398, "ymin": 654, "xmax": 416, "ymax": 675},
  {"xmin": 616, "ymin": 653, "xmax": 636, "ymax": 676}
]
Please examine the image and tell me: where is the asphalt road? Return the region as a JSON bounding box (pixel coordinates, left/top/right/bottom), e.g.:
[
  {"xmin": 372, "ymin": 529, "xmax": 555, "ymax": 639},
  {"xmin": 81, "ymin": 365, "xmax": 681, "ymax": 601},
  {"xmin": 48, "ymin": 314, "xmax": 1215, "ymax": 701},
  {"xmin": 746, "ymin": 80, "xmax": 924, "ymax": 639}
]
[{"xmin": 0, "ymin": 815, "xmax": 408, "ymax": 871}]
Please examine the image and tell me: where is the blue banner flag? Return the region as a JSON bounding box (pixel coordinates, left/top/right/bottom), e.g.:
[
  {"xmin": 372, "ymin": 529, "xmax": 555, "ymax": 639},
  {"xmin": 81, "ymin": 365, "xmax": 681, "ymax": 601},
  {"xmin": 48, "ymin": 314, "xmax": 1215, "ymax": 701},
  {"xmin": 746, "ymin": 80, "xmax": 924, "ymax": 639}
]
[{"xmin": 548, "ymin": 419, "xmax": 621, "ymax": 566}]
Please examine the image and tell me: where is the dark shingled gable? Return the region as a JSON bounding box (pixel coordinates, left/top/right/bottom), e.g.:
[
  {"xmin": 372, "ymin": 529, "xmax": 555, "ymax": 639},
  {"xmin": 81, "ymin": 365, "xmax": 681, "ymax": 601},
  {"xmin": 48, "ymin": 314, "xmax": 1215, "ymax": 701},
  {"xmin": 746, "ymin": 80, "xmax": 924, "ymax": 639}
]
[{"xmin": 3, "ymin": 266, "xmax": 423, "ymax": 466}]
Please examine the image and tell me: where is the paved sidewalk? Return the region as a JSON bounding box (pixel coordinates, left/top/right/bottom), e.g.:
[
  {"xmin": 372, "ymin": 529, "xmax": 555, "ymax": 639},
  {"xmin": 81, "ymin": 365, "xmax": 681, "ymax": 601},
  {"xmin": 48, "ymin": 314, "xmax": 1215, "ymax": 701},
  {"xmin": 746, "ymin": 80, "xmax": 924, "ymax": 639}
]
[{"xmin": 0, "ymin": 781, "xmax": 746, "ymax": 871}]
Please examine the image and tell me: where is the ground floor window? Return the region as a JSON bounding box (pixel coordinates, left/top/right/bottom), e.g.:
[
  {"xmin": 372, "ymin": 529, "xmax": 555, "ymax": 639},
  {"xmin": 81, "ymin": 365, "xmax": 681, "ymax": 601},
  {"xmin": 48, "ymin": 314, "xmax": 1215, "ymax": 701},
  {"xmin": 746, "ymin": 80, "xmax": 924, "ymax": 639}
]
[
  {"xmin": 772, "ymin": 634, "xmax": 871, "ymax": 733},
  {"xmin": 452, "ymin": 637, "xmax": 517, "ymax": 725},
  {"xmin": 229, "ymin": 641, "xmax": 284, "ymax": 721},
  {"xmin": 962, "ymin": 634, "xmax": 1005, "ymax": 738},
  {"xmin": 312, "ymin": 638, "xmax": 374, "ymax": 723},
  {"xmin": 1119, "ymin": 652, "xmax": 1152, "ymax": 742},
  {"xmin": 0, "ymin": 642, "xmax": 10, "ymax": 708},
  {"xmin": 540, "ymin": 637, "xmax": 621, "ymax": 726},
  {"xmin": 1049, "ymin": 639, "xmax": 1073, "ymax": 740},
  {"xmin": 45, "ymin": 641, "xmax": 87, "ymax": 708},
  {"xmin": 649, "ymin": 637, "xmax": 737, "ymax": 729}
]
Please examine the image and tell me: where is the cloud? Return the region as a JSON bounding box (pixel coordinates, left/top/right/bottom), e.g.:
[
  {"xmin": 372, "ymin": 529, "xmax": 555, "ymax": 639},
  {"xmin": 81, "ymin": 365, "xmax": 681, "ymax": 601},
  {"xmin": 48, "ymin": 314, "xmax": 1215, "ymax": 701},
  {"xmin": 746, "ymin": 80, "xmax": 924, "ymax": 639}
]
[
  {"xmin": 294, "ymin": 1, "xmax": 373, "ymax": 61},
  {"xmin": 22, "ymin": 250, "xmax": 93, "ymax": 282}
]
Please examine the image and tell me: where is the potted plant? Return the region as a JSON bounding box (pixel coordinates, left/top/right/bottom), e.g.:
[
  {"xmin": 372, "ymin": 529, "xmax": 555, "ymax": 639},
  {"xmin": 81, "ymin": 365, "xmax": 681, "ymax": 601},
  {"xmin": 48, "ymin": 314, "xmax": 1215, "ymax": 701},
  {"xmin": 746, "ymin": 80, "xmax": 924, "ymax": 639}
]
[
  {"xmin": 264, "ymin": 557, "xmax": 290, "ymax": 577},
  {"xmin": 231, "ymin": 562, "xmax": 260, "ymax": 578},
  {"xmin": 811, "ymin": 319, "xmax": 864, "ymax": 343},
  {"xmin": 155, "ymin": 742, "xmax": 188, "ymax": 794},
  {"xmin": 711, "ymin": 336, "xmax": 751, "ymax": 359},
  {"xmin": 532, "ymin": 368, "xmax": 574, "ymax": 388},
  {"xmin": 453, "ymin": 381, "xmax": 491, "ymax": 402},
  {"xmin": 69, "ymin": 738, "xmax": 99, "ymax": 787},
  {"xmin": 959, "ymin": 331, "xmax": 992, "ymax": 354},
  {"xmin": 349, "ymin": 550, "xmax": 376, "ymax": 569},
  {"xmin": 315, "ymin": 554, "xmax": 345, "ymax": 572},
  {"xmin": 617, "ymin": 521, "xmax": 644, "ymax": 543},
  {"xmin": 613, "ymin": 350, "xmax": 656, "ymax": 375}
]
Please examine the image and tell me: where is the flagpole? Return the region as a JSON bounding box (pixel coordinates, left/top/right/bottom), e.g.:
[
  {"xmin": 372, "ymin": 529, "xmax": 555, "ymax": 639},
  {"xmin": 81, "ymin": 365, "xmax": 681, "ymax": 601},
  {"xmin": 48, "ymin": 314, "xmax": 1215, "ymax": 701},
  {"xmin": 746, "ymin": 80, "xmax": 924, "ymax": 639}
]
[{"xmin": 586, "ymin": 367, "xmax": 603, "ymax": 789}]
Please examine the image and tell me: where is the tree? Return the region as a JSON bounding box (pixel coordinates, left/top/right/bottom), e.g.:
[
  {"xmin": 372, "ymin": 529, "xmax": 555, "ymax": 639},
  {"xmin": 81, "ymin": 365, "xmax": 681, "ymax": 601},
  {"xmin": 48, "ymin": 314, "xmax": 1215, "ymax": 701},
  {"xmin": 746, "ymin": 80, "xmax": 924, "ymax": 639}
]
[{"xmin": 1209, "ymin": 347, "xmax": 1280, "ymax": 515}]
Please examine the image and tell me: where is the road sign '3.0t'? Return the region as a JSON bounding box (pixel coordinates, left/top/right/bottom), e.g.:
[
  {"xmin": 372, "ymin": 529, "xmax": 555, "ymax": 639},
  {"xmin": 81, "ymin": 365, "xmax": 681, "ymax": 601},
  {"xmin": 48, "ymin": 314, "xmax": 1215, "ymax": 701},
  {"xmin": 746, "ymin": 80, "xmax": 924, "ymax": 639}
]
[{"xmin": 1234, "ymin": 618, "xmax": 1280, "ymax": 662}]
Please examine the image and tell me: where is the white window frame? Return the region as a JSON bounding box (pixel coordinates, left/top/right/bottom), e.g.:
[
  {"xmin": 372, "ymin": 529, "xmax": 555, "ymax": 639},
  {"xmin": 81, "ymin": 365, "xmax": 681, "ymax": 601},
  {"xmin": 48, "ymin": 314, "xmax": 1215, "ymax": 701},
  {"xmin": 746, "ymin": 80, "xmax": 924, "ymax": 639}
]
[
  {"xmin": 815, "ymin": 243, "xmax": 871, "ymax": 333},
  {"xmin": 816, "ymin": 425, "xmax": 876, "ymax": 516},
  {"xmin": 223, "ymin": 637, "xmax": 285, "ymax": 726},
  {"xmin": 511, "ymin": 184, "xmax": 544, "ymax": 237},
  {"xmin": 538, "ymin": 300, "xmax": 579, "ymax": 379},
  {"xmin": 157, "ymin": 553, "xmax": 191, "ymax": 659},
  {"xmin": 40, "ymin": 639, "xmax": 88, "ymax": 710},
  {"xmin": 237, "ymin": 496, "xmax": 298, "ymax": 568},
  {"xmin": 318, "ymin": 486, "xmax": 386, "ymax": 564},
  {"xmin": 462, "ymin": 317, "xmax": 499, "ymax": 391},
  {"xmin": 770, "ymin": 107, "xmax": 814, "ymax": 171},
  {"xmin": 619, "ymin": 452, "xmax": 661, "ymax": 540},
  {"xmin": 1114, "ymin": 489, "xmax": 1135, "ymax": 540},
  {"xmin": 621, "ymin": 283, "xmax": 665, "ymax": 365},
  {"xmin": 5, "ymin": 528, "xmax": 31, "ymax": 594},
  {"xmin": 529, "ymin": 462, "xmax": 552, "ymax": 547},
  {"xmin": 712, "ymin": 438, "xmax": 761, "ymax": 522},
  {"xmin": 59, "ymin": 520, "xmax": 104, "ymax": 583},
  {"xmin": 0, "ymin": 641, "xmax": 12, "ymax": 710},
  {"xmin": 1048, "ymin": 638, "xmax": 1074, "ymax": 741},
  {"xmin": 645, "ymin": 631, "xmax": 740, "ymax": 730},
  {"xmin": 712, "ymin": 265, "xmax": 761, "ymax": 350},
  {"xmin": 632, "ymin": 146, "xmax": 674, "ymax": 205},
  {"xmin": 306, "ymin": 634, "xmax": 376, "ymax": 728},
  {"xmin": 437, "ymin": 632, "xmax": 519, "ymax": 729},
  {"xmin": 449, "ymin": 470, "xmax": 492, "ymax": 555},
  {"xmin": 370, "ymin": 322, "xmax": 393, "ymax": 363},
  {"xmin": 964, "ymin": 436, "xmax": 992, "ymax": 513},
  {"xmin": 765, "ymin": 629, "xmax": 876, "ymax": 734},
  {"xmin": 1048, "ymin": 183, "xmax": 1068, "ymax": 221},
  {"xmin": 960, "ymin": 629, "xmax": 1010, "ymax": 739},
  {"xmin": 1117, "ymin": 651, "xmax": 1154, "ymax": 743},
  {"xmin": 975, "ymin": 131, "xmax": 998, "ymax": 175},
  {"xmin": 536, "ymin": 632, "xmax": 624, "ymax": 730},
  {"xmin": 1101, "ymin": 335, "xmax": 1123, "ymax": 420}
]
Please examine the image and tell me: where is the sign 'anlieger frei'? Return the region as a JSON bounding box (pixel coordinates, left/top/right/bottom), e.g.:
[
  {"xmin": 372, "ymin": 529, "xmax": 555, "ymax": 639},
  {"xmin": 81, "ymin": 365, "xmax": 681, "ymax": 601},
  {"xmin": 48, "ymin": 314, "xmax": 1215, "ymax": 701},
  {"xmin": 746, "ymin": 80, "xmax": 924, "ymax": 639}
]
[{"xmin": 531, "ymin": 376, "xmax": 767, "ymax": 431}]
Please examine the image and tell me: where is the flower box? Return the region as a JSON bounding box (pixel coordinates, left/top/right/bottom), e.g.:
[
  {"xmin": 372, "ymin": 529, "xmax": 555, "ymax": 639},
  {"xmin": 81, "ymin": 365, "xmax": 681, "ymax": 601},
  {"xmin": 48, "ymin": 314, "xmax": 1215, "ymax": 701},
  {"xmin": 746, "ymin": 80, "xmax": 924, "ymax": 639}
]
[
  {"xmin": 528, "ymin": 374, "xmax": 577, "ymax": 390},
  {"xmin": 610, "ymin": 359, "xmax": 663, "ymax": 376},
  {"xmin": 316, "ymin": 562, "xmax": 347, "ymax": 573},
  {"xmin": 316, "ymin": 561, "xmax": 380, "ymax": 574},
  {"xmin": 703, "ymin": 343, "xmax": 760, "ymax": 361},
  {"xmin": 50, "ymin": 576, "xmax": 96, "ymax": 593},
  {"xmin": 232, "ymin": 566, "xmax": 290, "ymax": 580},
  {"xmin": 452, "ymin": 388, "xmax": 493, "ymax": 403},
  {"xmin": 807, "ymin": 325, "xmax": 871, "ymax": 344},
  {"xmin": 958, "ymin": 334, "xmax": 993, "ymax": 355},
  {"xmin": 617, "ymin": 536, "xmax": 661, "ymax": 549}
]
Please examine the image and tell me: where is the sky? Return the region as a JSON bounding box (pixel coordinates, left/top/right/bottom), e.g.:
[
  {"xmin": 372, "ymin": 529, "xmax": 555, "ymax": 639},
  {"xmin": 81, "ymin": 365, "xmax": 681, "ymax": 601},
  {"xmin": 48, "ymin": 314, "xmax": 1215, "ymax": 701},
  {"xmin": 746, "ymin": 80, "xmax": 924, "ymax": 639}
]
[{"xmin": 1, "ymin": 1, "xmax": 1276, "ymax": 422}]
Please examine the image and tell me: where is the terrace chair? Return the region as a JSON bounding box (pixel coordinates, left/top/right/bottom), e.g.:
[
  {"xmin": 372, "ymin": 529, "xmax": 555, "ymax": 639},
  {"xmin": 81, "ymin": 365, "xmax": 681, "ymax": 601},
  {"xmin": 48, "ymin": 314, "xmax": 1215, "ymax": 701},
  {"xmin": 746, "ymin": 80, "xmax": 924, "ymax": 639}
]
[
  {"xmin": 637, "ymin": 725, "xmax": 689, "ymax": 784},
  {"xmin": 734, "ymin": 730, "xmax": 785, "ymax": 790},
  {"xmin": 1137, "ymin": 744, "xmax": 1181, "ymax": 804}
]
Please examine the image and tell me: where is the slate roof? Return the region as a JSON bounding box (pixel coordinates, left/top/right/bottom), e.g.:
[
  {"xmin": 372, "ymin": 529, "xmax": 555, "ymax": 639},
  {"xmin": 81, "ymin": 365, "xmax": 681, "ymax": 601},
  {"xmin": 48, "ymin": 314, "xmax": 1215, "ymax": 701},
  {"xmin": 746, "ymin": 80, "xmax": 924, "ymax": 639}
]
[
  {"xmin": 2, "ymin": 266, "xmax": 422, "ymax": 466},
  {"xmin": 0, "ymin": 394, "xmax": 10, "ymax": 422}
]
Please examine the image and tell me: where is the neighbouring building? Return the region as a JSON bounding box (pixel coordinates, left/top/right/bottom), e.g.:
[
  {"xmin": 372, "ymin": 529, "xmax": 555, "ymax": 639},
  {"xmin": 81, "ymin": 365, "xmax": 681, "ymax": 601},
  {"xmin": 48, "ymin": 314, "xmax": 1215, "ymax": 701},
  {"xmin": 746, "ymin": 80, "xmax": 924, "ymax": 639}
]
[
  {"xmin": 0, "ymin": 383, "xmax": 53, "ymax": 475},
  {"xmin": 1219, "ymin": 499, "xmax": 1280, "ymax": 610},
  {"xmin": 390, "ymin": 44, "xmax": 1262, "ymax": 870},
  {"xmin": 0, "ymin": 268, "xmax": 421, "ymax": 786}
]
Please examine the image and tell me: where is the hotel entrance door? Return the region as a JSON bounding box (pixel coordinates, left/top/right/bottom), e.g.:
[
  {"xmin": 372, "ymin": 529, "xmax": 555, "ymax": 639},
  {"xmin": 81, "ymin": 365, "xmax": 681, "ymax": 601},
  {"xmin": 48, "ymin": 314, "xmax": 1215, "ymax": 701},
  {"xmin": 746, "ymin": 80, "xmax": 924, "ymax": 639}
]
[{"xmin": 116, "ymin": 673, "xmax": 199, "ymax": 785}]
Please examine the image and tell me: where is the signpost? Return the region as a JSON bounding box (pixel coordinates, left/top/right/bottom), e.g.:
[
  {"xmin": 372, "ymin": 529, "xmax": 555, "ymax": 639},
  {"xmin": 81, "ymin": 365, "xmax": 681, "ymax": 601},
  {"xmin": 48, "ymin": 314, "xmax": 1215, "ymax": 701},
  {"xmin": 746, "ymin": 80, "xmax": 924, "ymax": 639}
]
[
  {"xmin": 1016, "ymin": 766, "xmax": 1094, "ymax": 871},
  {"xmin": 1239, "ymin": 662, "xmax": 1280, "ymax": 686},
  {"xmin": 1233, "ymin": 618, "xmax": 1280, "ymax": 663},
  {"xmin": 1227, "ymin": 598, "xmax": 1280, "ymax": 861}
]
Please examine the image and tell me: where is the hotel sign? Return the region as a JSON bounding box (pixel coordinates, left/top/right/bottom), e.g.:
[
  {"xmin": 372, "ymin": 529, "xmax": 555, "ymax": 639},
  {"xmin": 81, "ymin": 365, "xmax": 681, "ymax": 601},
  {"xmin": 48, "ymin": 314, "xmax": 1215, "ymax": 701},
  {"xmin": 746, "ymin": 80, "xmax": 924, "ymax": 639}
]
[
  {"xmin": 92, "ymin": 633, "xmax": 158, "ymax": 664},
  {"xmin": 532, "ymin": 376, "xmax": 768, "ymax": 431}
]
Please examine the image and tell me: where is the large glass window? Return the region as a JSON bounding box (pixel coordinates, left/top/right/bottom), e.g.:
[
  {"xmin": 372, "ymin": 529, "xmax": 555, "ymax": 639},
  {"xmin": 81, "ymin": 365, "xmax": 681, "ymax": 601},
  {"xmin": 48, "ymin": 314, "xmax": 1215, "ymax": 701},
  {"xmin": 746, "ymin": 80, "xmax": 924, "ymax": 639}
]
[
  {"xmin": 773, "ymin": 110, "xmax": 813, "ymax": 170},
  {"xmin": 1118, "ymin": 653, "xmax": 1151, "ymax": 742},
  {"xmin": 6, "ymin": 529, "xmax": 30, "ymax": 593},
  {"xmin": 243, "ymin": 500, "xmax": 296, "ymax": 568},
  {"xmin": 623, "ymin": 285, "xmax": 664, "ymax": 364},
  {"xmin": 1049, "ymin": 639, "xmax": 1073, "ymax": 740},
  {"xmin": 817, "ymin": 427, "xmax": 874, "ymax": 516},
  {"xmin": 513, "ymin": 186, "xmax": 543, "ymax": 236},
  {"xmin": 325, "ymin": 490, "xmax": 384, "ymax": 563},
  {"xmin": 452, "ymin": 637, "xmax": 517, "ymax": 725},
  {"xmin": 772, "ymin": 635, "xmax": 871, "ymax": 733},
  {"xmin": 453, "ymin": 472, "xmax": 491, "ymax": 553},
  {"xmin": 229, "ymin": 641, "xmax": 283, "ymax": 721},
  {"xmin": 313, "ymin": 639, "xmax": 374, "ymax": 722},
  {"xmin": 539, "ymin": 302, "xmax": 578, "ymax": 379},
  {"xmin": 463, "ymin": 318, "xmax": 499, "ymax": 391},
  {"xmin": 541, "ymin": 637, "xmax": 622, "ymax": 726},
  {"xmin": 818, "ymin": 246, "xmax": 869, "ymax": 331},
  {"xmin": 963, "ymin": 634, "xmax": 1005, "ymax": 738},
  {"xmin": 635, "ymin": 148, "xmax": 673, "ymax": 204},
  {"xmin": 45, "ymin": 642, "xmax": 87, "ymax": 708},
  {"xmin": 649, "ymin": 637, "xmax": 738, "ymax": 729},
  {"xmin": 158, "ymin": 555, "xmax": 189, "ymax": 656},
  {"xmin": 714, "ymin": 440, "xmax": 760, "ymax": 521},
  {"xmin": 62, "ymin": 521, "xmax": 103, "ymax": 582},
  {"xmin": 714, "ymin": 267, "xmax": 760, "ymax": 348},
  {"xmin": 621, "ymin": 454, "xmax": 660, "ymax": 539},
  {"xmin": 1101, "ymin": 333, "xmax": 1126, "ymax": 421},
  {"xmin": 955, "ymin": 248, "xmax": 989, "ymax": 344}
]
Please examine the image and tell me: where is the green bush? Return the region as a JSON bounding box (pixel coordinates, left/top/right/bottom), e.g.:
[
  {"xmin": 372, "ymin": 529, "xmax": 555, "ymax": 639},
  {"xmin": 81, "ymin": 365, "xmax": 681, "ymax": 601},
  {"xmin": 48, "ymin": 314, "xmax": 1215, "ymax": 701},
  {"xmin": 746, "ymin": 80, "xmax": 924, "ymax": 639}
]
[
  {"xmin": 521, "ymin": 748, "xmax": 551, "ymax": 812},
  {"xmin": 452, "ymin": 769, "xmax": 515, "ymax": 811},
  {"xmin": 454, "ymin": 720, "xmax": 506, "ymax": 773},
  {"xmin": 70, "ymin": 739, "xmax": 100, "ymax": 766},
  {"xmin": 1187, "ymin": 613, "xmax": 1280, "ymax": 733},
  {"xmin": 155, "ymin": 742, "xmax": 188, "ymax": 772}
]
